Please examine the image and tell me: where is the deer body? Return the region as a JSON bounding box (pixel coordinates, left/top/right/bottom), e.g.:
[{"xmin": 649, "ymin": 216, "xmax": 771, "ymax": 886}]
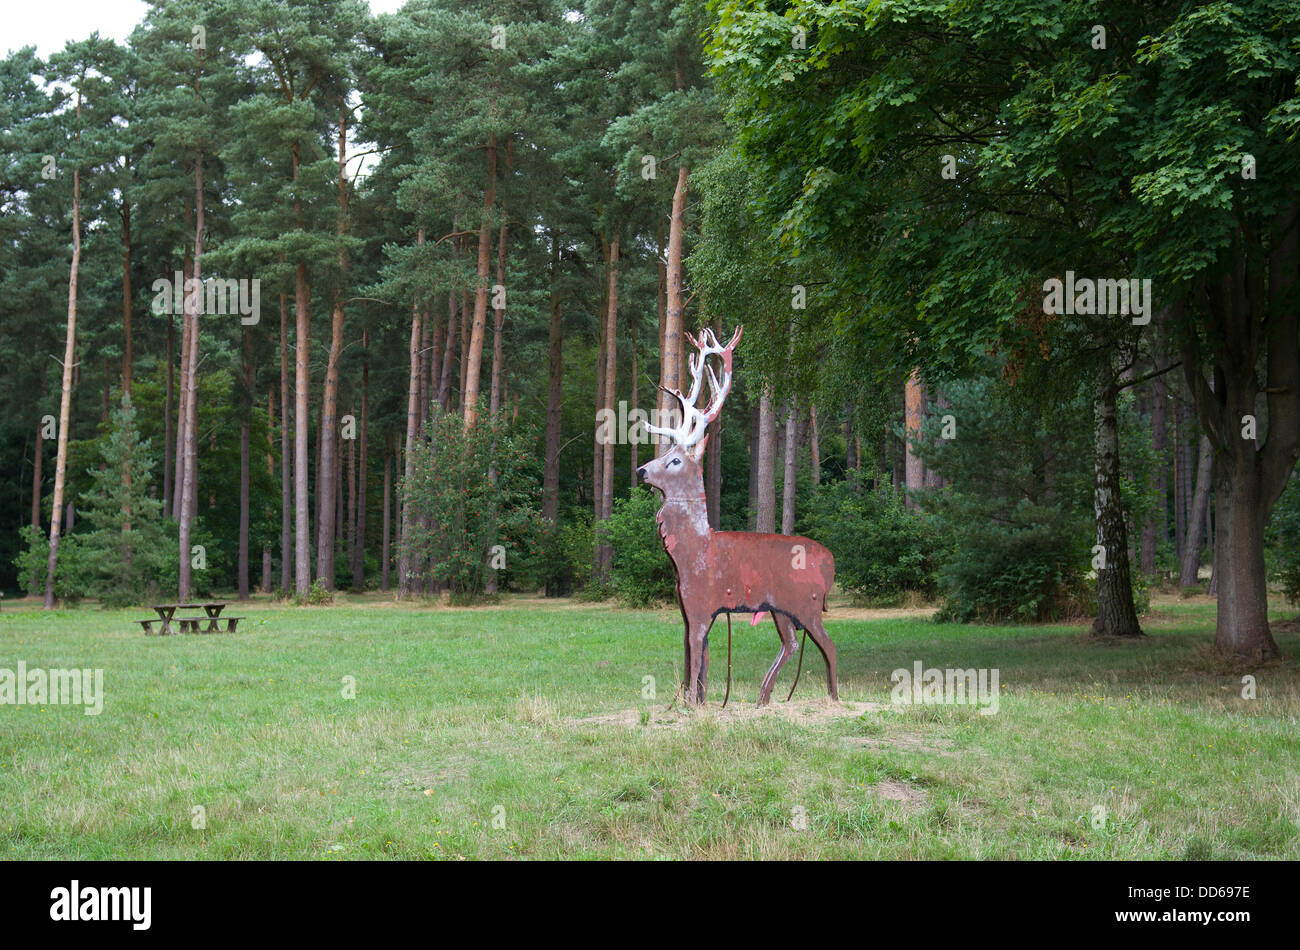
[{"xmin": 636, "ymin": 326, "xmax": 838, "ymax": 706}]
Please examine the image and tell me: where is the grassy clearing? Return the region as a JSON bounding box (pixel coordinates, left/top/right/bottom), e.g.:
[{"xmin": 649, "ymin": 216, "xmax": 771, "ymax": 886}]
[{"xmin": 1, "ymin": 592, "xmax": 1297, "ymax": 859}]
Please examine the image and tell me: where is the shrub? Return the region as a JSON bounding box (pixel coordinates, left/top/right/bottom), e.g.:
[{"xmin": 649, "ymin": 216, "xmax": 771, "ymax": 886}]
[
  {"xmin": 800, "ymin": 472, "xmax": 940, "ymax": 604},
  {"xmin": 13, "ymin": 526, "xmax": 89, "ymax": 605},
  {"xmin": 600, "ymin": 487, "xmax": 677, "ymax": 607},
  {"xmin": 932, "ymin": 504, "xmax": 1092, "ymax": 624}
]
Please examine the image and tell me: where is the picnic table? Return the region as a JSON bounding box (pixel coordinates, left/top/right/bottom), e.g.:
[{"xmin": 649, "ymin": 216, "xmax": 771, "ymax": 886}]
[{"xmin": 137, "ymin": 603, "xmax": 244, "ymax": 636}]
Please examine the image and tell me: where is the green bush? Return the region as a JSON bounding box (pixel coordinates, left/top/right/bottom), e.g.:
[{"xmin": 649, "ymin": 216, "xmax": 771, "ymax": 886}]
[
  {"xmin": 801, "ymin": 472, "xmax": 940, "ymax": 603},
  {"xmin": 13, "ymin": 527, "xmax": 89, "ymax": 604},
  {"xmin": 932, "ymin": 505, "xmax": 1092, "ymax": 623},
  {"xmin": 600, "ymin": 487, "xmax": 677, "ymax": 607}
]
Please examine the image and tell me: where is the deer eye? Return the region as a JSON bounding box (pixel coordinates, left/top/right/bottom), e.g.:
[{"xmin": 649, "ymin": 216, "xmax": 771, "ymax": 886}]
[{"xmin": 670, "ymin": 458, "xmax": 682, "ymax": 466}]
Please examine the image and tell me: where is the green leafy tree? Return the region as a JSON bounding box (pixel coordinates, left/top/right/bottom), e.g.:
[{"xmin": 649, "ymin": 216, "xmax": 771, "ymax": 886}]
[{"xmin": 708, "ymin": 0, "xmax": 1300, "ymax": 657}]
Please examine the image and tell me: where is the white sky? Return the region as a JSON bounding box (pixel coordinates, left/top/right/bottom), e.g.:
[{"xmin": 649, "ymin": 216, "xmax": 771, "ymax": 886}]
[{"xmin": 4, "ymin": 0, "xmax": 409, "ymax": 58}]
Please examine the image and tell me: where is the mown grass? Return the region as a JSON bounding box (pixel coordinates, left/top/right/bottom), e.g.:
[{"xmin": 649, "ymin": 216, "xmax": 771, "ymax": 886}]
[{"xmin": 1, "ymin": 591, "xmax": 1297, "ymax": 859}]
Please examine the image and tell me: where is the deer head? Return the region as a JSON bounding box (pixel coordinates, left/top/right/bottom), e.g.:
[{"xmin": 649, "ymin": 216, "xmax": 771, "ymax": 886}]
[{"xmin": 636, "ymin": 326, "xmax": 742, "ymax": 495}]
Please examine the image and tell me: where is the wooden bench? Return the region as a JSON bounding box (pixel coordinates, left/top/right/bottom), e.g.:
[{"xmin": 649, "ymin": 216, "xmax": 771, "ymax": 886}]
[
  {"xmin": 175, "ymin": 616, "xmax": 245, "ymax": 634},
  {"xmin": 136, "ymin": 602, "xmax": 233, "ymax": 635}
]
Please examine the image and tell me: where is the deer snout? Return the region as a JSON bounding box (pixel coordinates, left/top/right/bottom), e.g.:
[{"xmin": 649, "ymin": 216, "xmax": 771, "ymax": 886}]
[{"xmin": 636, "ymin": 466, "xmax": 648, "ymax": 481}]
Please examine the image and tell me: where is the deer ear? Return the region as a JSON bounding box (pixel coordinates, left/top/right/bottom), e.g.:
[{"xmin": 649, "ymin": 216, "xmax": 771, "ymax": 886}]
[{"xmin": 688, "ymin": 434, "xmax": 709, "ymax": 462}]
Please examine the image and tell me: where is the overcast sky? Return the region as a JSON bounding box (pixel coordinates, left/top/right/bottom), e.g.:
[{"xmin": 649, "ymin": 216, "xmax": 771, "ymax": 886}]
[{"xmin": 6, "ymin": 0, "xmax": 408, "ymax": 58}]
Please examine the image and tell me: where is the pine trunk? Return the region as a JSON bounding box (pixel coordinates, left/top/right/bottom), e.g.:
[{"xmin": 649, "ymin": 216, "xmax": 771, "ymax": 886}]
[
  {"xmin": 464, "ymin": 132, "xmax": 496, "ymax": 428},
  {"xmin": 44, "ymin": 161, "xmax": 80, "ymax": 609},
  {"xmin": 279, "ymin": 291, "xmax": 292, "ymax": 593},
  {"xmin": 238, "ymin": 328, "xmax": 251, "ymax": 600},
  {"xmin": 597, "ymin": 235, "xmax": 619, "ymax": 576},
  {"xmin": 658, "ymin": 167, "xmax": 689, "ymax": 458},
  {"xmin": 398, "ymin": 301, "xmax": 422, "ymax": 597},
  {"xmin": 542, "ymin": 233, "xmax": 563, "ymax": 525},
  {"xmin": 381, "ymin": 440, "xmax": 392, "ymax": 592},
  {"xmin": 178, "ymin": 150, "xmax": 204, "ymax": 602},
  {"xmin": 352, "ymin": 337, "xmax": 368, "ymax": 590},
  {"xmin": 756, "ymin": 389, "xmax": 777, "ymax": 534}
]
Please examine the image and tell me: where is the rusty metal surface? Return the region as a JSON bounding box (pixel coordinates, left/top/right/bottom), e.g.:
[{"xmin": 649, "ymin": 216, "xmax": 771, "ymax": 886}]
[{"xmin": 636, "ymin": 326, "xmax": 839, "ymax": 706}]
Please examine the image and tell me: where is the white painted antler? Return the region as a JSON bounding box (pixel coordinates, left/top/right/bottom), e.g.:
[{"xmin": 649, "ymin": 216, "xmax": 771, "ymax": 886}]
[{"xmin": 645, "ymin": 326, "xmax": 743, "ymax": 455}]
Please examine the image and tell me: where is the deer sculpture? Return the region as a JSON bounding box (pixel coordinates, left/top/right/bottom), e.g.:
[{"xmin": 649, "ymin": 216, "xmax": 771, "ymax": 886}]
[{"xmin": 636, "ymin": 326, "xmax": 838, "ymax": 706}]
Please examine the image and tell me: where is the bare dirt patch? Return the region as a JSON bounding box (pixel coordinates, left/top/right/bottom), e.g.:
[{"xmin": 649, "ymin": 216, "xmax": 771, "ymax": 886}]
[
  {"xmin": 872, "ymin": 778, "xmax": 928, "ymax": 809},
  {"xmin": 570, "ymin": 697, "xmax": 888, "ymax": 731}
]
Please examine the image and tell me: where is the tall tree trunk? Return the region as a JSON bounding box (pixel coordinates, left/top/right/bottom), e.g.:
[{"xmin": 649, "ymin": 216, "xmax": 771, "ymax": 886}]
[
  {"xmin": 596, "ymin": 235, "xmax": 619, "ymax": 577},
  {"xmin": 346, "ymin": 412, "xmax": 356, "ymax": 582},
  {"xmin": 1175, "ymin": 394, "xmax": 1194, "ymax": 562},
  {"xmin": 464, "ymin": 132, "xmax": 496, "ymax": 428},
  {"xmin": 592, "ymin": 253, "xmax": 608, "ymax": 540},
  {"xmin": 164, "ymin": 317, "xmax": 174, "ymax": 514},
  {"xmin": 352, "ymin": 334, "xmax": 368, "ymax": 590},
  {"xmin": 238, "ymin": 327, "xmax": 251, "ymax": 600},
  {"xmin": 439, "ymin": 286, "xmax": 458, "ymax": 412},
  {"xmin": 781, "ymin": 401, "xmax": 798, "ymax": 535},
  {"xmin": 44, "ymin": 157, "xmax": 81, "ymax": 609},
  {"xmin": 809, "ymin": 403, "xmax": 821, "ymax": 485},
  {"xmin": 293, "ymin": 257, "xmax": 312, "ymax": 597},
  {"xmin": 178, "ymin": 149, "xmax": 204, "ymax": 603},
  {"xmin": 542, "ymin": 232, "xmax": 563, "ymax": 524},
  {"xmin": 381, "ymin": 437, "xmax": 392, "ymax": 592},
  {"xmin": 279, "ymin": 290, "xmax": 292, "ymax": 593},
  {"xmin": 747, "ymin": 402, "xmax": 760, "ymax": 529},
  {"xmin": 458, "ymin": 284, "xmax": 470, "ymax": 411},
  {"xmin": 398, "ymin": 300, "xmax": 422, "ymax": 597},
  {"xmin": 756, "ymin": 388, "xmax": 777, "ymax": 533},
  {"xmin": 264, "ymin": 387, "xmax": 276, "ymax": 593},
  {"xmin": 629, "ymin": 321, "xmax": 639, "ymax": 486},
  {"xmin": 484, "ymin": 201, "xmax": 509, "ymax": 596},
  {"xmin": 706, "ymin": 414, "xmax": 722, "ymax": 531},
  {"xmin": 120, "ymin": 199, "xmax": 133, "ymax": 397},
  {"xmin": 418, "ymin": 307, "xmax": 431, "ymax": 431},
  {"xmin": 1091, "ymin": 366, "xmax": 1143, "ymax": 637},
  {"xmin": 316, "ymin": 109, "xmax": 349, "ymax": 591},
  {"xmin": 489, "ymin": 210, "xmax": 507, "ymax": 420},
  {"xmin": 904, "ymin": 370, "xmax": 924, "ymax": 507},
  {"xmin": 172, "ymin": 256, "xmax": 191, "ymax": 521},
  {"xmin": 658, "ymin": 167, "xmax": 689, "ymax": 458},
  {"xmin": 1179, "ymin": 435, "xmax": 1214, "ymax": 587}
]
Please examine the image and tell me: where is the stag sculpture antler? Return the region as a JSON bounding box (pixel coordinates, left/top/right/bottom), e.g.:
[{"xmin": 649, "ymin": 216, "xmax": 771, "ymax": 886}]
[
  {"xmin": 644, "ymin": 326, "xmax": 741, "ymax": 454},
  {"xmin": 636, "ymin": 326, "xmax": 838, "ymax": 706}
]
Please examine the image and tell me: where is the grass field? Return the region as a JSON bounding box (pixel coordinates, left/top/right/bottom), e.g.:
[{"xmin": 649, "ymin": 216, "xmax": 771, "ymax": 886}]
[{"xmin": 2, "ymin": 591, "xmax": 1298, "ymax": 860}]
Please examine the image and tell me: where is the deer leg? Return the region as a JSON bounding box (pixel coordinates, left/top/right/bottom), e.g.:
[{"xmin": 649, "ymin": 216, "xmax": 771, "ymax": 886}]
[
  {"xmin": 757, "ymin": 613, "xmax": 798, "ymax": 706},
  {"xmin": 697, "ymin": 621, "xmax": 713, "ymax": 701},
  {"xmin": 803, "ymin": 616, "xmax": 839, "ymax": 701},
  {"xmin": 686, "ymin": 623, "xmax": 709, "ymax": 705}
]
